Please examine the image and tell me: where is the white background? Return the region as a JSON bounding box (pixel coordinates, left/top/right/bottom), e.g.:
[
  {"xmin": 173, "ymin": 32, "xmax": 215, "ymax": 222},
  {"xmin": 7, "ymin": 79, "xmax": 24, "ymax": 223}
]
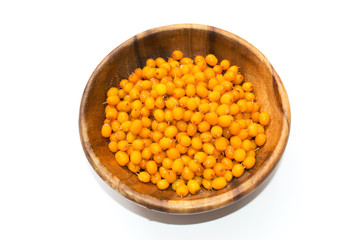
[{"xmin": 1, "ymin": 0, "xmax": 359, "ymax": 239}]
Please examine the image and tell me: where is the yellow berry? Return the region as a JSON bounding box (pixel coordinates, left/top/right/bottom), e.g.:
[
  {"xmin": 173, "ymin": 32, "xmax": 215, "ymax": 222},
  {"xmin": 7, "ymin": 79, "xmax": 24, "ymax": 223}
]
[
  {"xmin": 138, "ymin": 171, "xmax": 151, "ymax": 183},
  {"xmin": 212, "ymin": 177, "xmax": 227, "ymax": 190}
]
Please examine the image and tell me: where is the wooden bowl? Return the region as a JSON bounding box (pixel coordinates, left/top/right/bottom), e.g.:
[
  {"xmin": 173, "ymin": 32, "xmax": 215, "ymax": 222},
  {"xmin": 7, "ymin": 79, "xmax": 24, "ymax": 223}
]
[{"xmin": 79, "ymin": 24, "xmax": 290, "ymax": 214}]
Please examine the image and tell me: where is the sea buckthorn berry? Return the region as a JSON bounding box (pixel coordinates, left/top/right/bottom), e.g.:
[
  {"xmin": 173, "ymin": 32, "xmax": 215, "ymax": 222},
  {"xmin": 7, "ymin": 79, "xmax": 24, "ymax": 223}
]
[
  {"xmin": 259, "ymin": 111, "xmax": 270, "ymax": 126},
  {"xmin": 225, "ymin": 145, "xmax": 235, "ymax": 159},
  {"xmin": 162, "ymin": 157, "xmax": 173, "ymax": 169},
  {"xmin": 159, "ymin": 138, "xmax": 172, "ymax": 150},
  {"xmin": 229, "ymin": 103, "xmax": 240, "ymax": 115},
  {"xmin": 130, "ymin": 119, "xmax": 142, "ymax": 135},
  {"xmin": 247, "ymin": 150, "xmax": 256, "ymax": 158},
  {"xmin": 242, "ymin": 82, "xmax": 253, "ymax": 92},
  {"xmin": 164, "ymin": 125, "xmax": 178, "ymax": 138},
  {"xmin": 157, "ymin": 122, "xmax": 169, "ymax": 133},
  {"xmin": 172, "ymin": 50, "xmax": 183, "ymax": 60},
  {"xmin": 202, "ymin": 179, "xmax": 212, "ymax": 190},
  {"xmin": 204, "ymin": 68, "xmax": 216, "ymax": 80},
  {"xmin": 153, "ymin": 109, "xmax": 165, "ymax": 122},
  {"xmin": 203, "ymin": 168, "xmax": 215, "ymax": 180},
  {"xmin": 204, "ymin": 112, "xmax": 219, "ymax": 125},
  {"xmin": 176, "ymin": 184, "xmax": 189, "ymax": 197},
  {"xmin": 205, "ymin": 54, "xmax": 218, "ymax": 66},
  {"xmin": 155, "ymin": 97, "xmax": 166, "ymax": 109},
  {"xmin": 144, "ymin": 97, "xmax": 155, "ymax": 110},
  {"xmin": 180, "ymin": 57, "xmax": 193, "ymax": 65},
  {"xmin": 211, "ymin": 126, "xmax": 223, "ymax": 138},
  {"xmin": 218, "ymin": 115, "xmax": 233, "ymax": 127},
  {"xmin": 155, "ymin": 57, "xmax": 166, "ymax": 67},
  {"xmin": 234, "ymin": 74, "xmax": 244, "ymax": 85},
  {"xmin": 164, "ymin": 170, "xmax": 177, "ymax": 184},
  {"xmin": 203, "ymin": 156, "xmax": 216, "ymax": 169},
  {"xmin": 198, "ymin": 103, "xmax": 210, "ymax": 113},
  {"xmin": 227, "ymin": 65, "xmax": 239, "ymax": 74},
  {"xmin": 106, "ymin": 107, "xmax": 118, "ymax": 120},
  {"xmin": 208, "ymin": 91, "xmax": 221, "ymax": 102},
  {"xmin": 224, "ymin": 171, "xmax": 233, "ymax": 182},
  {"xmin": 232, "ymin": 163, "xmax": 244, "ymax": 177},
  {"xmin": 220, "ymin": 59, "xmax": 230, "ymax": 70},
  {"xmin": 208, "ymin": 78, "xmax": 219, "ymax": 90},
  {"xmin": 191, "ymin": 112, "xmax": 203, "ymax": 124},
  {"xmin": 138, "ymin": 171, "xmax": 151, "ymax": 183},
  {"xmin": 245, "ymin": 92, "xmax": 255, "ymax": 101},
  {"xmin": 221, "ymin": 81, "xmax": 233, "ymax": 91},
  {"xmin": 115, "ymin": 130, "xmax": 126, "ymax": 141},
  {"xmin": 101, "ymin": 124, "xmax": 112, "ymax": 138},
  {"xmin": 234, "ymin": 148, "xmax": 246, "ymax": 162},
  {"xmin": 216, "ymin": 104, "xmax": 229, "ymax": 116},
  {"xmin": 176, "ymin": 144, "xmax": 188, "ymax": 154},
  {"xmin": 188, "ymin": 160, "xmax": 201, "ymax": 173},
  {"xmin": 194, "ymin": 55, "xmax": 205, "ymax": 64},
  {"xmin": 167, "ymin": 147, "xmax": 180, "ymax": 160},
  {"xmin": 107, "ymin": 87, "xmax": 119, "ymax": 97},
  {"xmin": 229, "ymin": 122, "xmax": 241, "ymax": 135},
  {"xmin": 150, "ymin": 172, "xmax": 161, "ymax": 184},
  {"xmin": 215, "ymin": 137, "xmax": 228, "ymax": 151},
  {"xmin": 130, "ymin": 151, "xmax": 142, "ymax": 165},
  {"xmin": 146, "ymin": 160, "xmax": 157, "ymax": 175},
  {"xmin": 243, "ymin": 156, "xmax": 256, "ymax": 169},
  {"xmin": 108, "ymin": 141, "xmax": 118, "ymax": 153},
  {"xmin": 187, "ymin": 179, "xmax": 200, "ymax": 195},
  {"xmin": 107, "ymin": 95, "xmax": 120, "ymax": 106},
  {"xmin": 173, "ymin": 88, "xmax": 186, "ymax": 98},
  {"xmin": 157, "ymin": 179, "xmax": 170, "ymax": 190},
  {"xmin": 142, "ymin": 147, "xmax": 152, "ymax": 160},
  {"xmin": 172, "ymin": 107, "xmax": 184, "ymax": 121},
  {"xmin": 150, "ymin": 143, "xmax": 162, "ymax": 155},
  {"xmin": 115, "ymin": 151, "xmax": 129, "ymax": 166},
  {"xmin": 212, "ymin": 177, "xmax": 227, "ymax": 190},
  {"xmin": 196, "ymin": 85, "xmax": 209, "ymax": 98},
  {"xmin": 194, "ymin": 152, "xmax": 207, "ymax": 164},
  {"xmin": 172, "ymin": 178, "xmax": 185, "ymax": 191},
  {"xmin": 186, "ymin": 84, "xmax": 196, "ymax": 97},
  {"xmin": 194, "ymin": 176, "xmax": 203, "ymax": 185},
  {"xmin": 200, "ymin": 132, "xmax": 213, "ymax": 143},
  {"xmin": 251, "ymin": 112, "xmax": 260, "ymax": 123},
  {"xmin": 172, "ymin": 159, "xmax": 184, "ymax": 175},
  {"xmin": 224, "ymin": 71, "xmax": 236, "ymax": 82},
  {"xmin": 255, "ymin": 133, "xmax": 267, "ymax": 146},
  {"xmin": 248, "ymin": 123, "xmax": 259, "ymax": 137},
  {"xmin": 213, "ymin": 65, "xmax": 222, "ymax": 74},
  {"xmin": 202, "ymin": 143, "xmax": 215, "ymax": 155},
  {"xmin": 221, "ymin": 158, "xmax": 234, "ymax": 170},
  {"xmin": 187, "ymin": 123, "xmax": 198, "ymax": 136},
  {"xmin": 179, "ymin": 135, "xmax": 191, "ymax": 147},
  {"xmin": 181, "ymin": 166, "xmax": 195, "ymax": 181},
  {"xmin": 198, "ymin": 121, "xmax": 211, "ymax": 133},
  {"xmin": 132, "ymin": 139, "xmax": 144, "ymax": 150},
  {"xmin": 127, "ymin": 162, "xmax": 140, "ymax": 173},
  {"xmin": 242, "ymin": 139, "xmax": 252, "ymax": 152},
  {"xmin": 230, "ymin": 136, "xmax": 242, "ymax": 149},
  {"xmin": 155, "ymin": 83, "xmax": 167, "ymax": 96},
  {"xmin": 117, "ymin": 140, "xmax": 129, "ymax": 152},
  {"xmin": 146, "ymin": 58, "xmax": 156, "ymax": 67},
  {"xmin": 213, "ymin": 163, "xmax": 226, "ymax": 177}
]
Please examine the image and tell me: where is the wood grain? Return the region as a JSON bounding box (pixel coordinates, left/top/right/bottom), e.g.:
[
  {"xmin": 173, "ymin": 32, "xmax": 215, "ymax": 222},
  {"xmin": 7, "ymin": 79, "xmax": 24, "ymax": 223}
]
[{"xmin": 79, "ymin": 24, "xmax": 291, "ymax": 214}]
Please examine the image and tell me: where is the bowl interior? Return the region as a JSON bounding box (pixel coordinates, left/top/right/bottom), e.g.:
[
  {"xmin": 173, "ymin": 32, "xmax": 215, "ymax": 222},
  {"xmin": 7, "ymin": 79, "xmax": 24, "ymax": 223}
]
[{"xmin": 79, "ymin": 24, "xmax": 290, "ymax": 213}]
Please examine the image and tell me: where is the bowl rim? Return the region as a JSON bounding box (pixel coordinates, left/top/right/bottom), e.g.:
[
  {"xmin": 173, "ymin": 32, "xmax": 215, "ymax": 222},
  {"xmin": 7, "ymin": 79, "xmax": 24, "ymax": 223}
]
[{"xmin": 79, "ymin": 23, "xmax": 291, "ymax": 214}]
